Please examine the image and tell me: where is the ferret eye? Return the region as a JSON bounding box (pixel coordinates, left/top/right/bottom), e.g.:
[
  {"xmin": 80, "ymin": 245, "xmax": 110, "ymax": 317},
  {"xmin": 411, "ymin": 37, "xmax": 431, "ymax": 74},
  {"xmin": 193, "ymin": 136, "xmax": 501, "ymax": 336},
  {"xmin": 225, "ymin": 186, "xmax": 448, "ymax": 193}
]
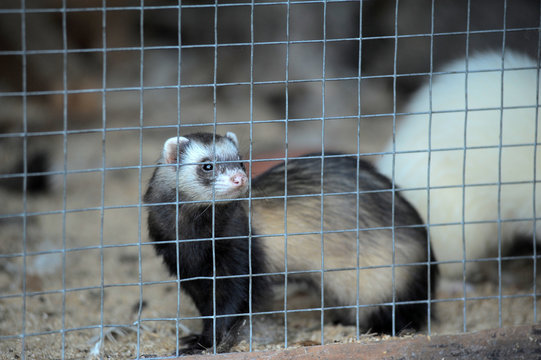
[{"xmin": 202, "ymin": 163, "xmax": 213, "ymax": 172}]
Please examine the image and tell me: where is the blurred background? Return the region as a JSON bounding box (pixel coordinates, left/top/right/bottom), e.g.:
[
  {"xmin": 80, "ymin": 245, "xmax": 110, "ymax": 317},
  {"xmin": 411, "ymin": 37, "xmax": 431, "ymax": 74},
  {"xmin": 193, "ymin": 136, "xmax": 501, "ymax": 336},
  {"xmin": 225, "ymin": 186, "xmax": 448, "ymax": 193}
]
[{"xmin": 1, "ymin": 0, "xmax": 540, "ymax": 358}]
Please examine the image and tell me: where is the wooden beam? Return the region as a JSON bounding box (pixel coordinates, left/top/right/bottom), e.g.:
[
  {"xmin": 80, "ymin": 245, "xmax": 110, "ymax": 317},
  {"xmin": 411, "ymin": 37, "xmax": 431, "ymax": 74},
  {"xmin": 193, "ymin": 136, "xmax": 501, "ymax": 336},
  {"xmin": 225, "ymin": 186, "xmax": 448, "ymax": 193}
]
[{"xmin": 174, "ymin": 324, "xmax": 541, "ymax": 360}]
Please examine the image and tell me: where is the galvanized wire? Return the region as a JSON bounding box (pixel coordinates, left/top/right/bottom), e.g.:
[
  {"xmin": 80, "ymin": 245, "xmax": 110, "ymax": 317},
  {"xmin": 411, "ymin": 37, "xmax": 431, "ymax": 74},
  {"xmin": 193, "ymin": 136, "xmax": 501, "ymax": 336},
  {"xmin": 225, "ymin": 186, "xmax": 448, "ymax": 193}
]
[
  {"xmin": 460, "ymin": 0, "xmax": 472, "ymax": 333},
  {"xmin": 19, "ymin": 1, "xmax": 28, "ymax": 359},
  {"xmin": 0, "ymin": 1, "xmax": 540, "ymax": 359}
]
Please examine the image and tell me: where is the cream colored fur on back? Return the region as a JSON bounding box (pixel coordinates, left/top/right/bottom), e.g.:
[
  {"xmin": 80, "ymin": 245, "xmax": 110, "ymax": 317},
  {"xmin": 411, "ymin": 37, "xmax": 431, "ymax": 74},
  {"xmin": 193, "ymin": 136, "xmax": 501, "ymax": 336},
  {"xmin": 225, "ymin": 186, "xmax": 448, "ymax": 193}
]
[
  {"xmin": 377, "ymin": 51, "xmax": 541, "ymax": 280},
  {"xmin": 251, "ymin": 191, "xmax": 424, "ymax": 323}
]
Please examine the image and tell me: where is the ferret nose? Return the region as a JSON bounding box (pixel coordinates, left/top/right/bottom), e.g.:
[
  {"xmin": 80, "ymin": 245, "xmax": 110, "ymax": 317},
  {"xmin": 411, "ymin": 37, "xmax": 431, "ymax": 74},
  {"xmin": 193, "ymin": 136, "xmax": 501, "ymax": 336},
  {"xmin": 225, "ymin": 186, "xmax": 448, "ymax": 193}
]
[{"xmin": 231, "ymin": 173, "xmax": 247, "ymax": 187}]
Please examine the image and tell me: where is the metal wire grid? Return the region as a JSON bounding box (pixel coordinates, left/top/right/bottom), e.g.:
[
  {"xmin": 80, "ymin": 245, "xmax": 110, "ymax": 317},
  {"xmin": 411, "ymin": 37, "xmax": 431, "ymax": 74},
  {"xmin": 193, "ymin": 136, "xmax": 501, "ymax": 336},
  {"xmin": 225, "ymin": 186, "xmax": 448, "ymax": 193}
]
[{"xmin": 0, "ymin": 0, "xmax": 539, "ymax": 359}]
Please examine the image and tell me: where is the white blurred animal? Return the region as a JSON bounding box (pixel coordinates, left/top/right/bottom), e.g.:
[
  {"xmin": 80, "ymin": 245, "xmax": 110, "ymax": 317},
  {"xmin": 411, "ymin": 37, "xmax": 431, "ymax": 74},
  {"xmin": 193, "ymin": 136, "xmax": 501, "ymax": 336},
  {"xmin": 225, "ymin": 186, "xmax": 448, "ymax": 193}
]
[{"xmin": 377, "ymin": 51, "xmax": 541, "ymax": 281}]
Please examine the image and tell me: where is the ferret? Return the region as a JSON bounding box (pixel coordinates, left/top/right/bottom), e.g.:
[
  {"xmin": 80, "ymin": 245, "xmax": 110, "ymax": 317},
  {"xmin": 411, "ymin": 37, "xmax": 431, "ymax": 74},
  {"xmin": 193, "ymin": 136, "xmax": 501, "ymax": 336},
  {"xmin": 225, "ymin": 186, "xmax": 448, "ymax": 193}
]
[
  {"xmin": 144, "ymin": 132, "xmax": 435, "ymax": 354},
  {"xmin": 376, "ymin": 51, "xmax": 541, "ymax": 281}
]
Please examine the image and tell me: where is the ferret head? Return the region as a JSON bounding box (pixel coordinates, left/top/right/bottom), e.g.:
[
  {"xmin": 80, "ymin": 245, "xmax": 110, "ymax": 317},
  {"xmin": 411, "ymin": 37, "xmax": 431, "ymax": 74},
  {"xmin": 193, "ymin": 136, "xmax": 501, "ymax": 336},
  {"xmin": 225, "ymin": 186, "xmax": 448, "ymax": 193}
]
[{"xmin": 160, "ymin": 132, "xmax": 248, "ymax": 204}]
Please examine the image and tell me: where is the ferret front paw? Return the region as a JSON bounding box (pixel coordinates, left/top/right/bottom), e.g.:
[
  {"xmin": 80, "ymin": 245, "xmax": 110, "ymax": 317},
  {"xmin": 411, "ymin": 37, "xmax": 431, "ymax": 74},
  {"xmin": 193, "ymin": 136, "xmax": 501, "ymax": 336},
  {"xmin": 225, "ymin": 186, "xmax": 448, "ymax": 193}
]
[{"xmin": 170, "ymin": 334, "xmax": 209, "ymax": 355}]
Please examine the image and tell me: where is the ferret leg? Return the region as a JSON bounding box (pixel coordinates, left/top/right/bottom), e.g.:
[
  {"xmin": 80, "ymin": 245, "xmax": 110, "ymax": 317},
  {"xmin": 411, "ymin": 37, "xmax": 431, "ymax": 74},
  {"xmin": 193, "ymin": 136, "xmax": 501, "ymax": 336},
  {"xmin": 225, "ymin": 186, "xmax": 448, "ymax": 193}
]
[{"xmin": 178, "ymin": 278, "xmax": 248, "ymax": 354}]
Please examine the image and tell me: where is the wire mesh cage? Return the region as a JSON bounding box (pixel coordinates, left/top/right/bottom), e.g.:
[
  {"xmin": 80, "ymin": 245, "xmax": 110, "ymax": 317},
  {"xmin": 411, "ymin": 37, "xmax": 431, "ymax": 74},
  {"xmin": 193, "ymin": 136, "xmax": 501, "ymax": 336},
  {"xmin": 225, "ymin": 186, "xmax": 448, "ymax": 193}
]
[{"xmin": 0, "ymin": 0, "xmax": 540, "ymax": 359}]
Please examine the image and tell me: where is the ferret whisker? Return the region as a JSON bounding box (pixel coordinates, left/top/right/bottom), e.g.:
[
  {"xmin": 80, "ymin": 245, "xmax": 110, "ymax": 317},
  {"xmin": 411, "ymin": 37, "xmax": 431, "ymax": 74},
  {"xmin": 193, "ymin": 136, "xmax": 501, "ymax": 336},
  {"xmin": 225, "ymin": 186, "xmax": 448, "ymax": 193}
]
[{"xmin": 193, "ymin": 204, "xmax": 212, "ymax": 222}]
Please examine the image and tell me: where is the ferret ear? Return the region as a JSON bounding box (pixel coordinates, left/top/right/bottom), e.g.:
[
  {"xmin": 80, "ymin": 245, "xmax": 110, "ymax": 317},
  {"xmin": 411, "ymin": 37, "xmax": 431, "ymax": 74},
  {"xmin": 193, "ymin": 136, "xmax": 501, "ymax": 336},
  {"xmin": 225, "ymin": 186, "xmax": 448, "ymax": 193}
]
[
  {"xmin": 163, "ymin": 137, "xmax": 189, "ymax": 164},
  {"xmin": 225, "ymin": 132, "xmax": 239, "ymax": 147}
]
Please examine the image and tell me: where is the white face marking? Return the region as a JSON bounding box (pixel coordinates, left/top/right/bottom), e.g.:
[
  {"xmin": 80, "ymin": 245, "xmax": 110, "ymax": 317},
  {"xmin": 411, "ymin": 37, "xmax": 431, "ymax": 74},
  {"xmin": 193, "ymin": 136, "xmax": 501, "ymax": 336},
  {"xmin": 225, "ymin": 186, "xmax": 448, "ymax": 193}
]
[
  {"xmin": 174, "ymin": 137, "xmax": 246, "ymax": 203},
  {"xmin": 214, "ymin": 168, "xmax": 247, "ymax": 199},
  {"xmin": 215, "ymin": 138, "xmax": 241, "ymax": 161},
  {"xmin": 183, "ymin": 141, "xmax": 210, "ymax": 165}
]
